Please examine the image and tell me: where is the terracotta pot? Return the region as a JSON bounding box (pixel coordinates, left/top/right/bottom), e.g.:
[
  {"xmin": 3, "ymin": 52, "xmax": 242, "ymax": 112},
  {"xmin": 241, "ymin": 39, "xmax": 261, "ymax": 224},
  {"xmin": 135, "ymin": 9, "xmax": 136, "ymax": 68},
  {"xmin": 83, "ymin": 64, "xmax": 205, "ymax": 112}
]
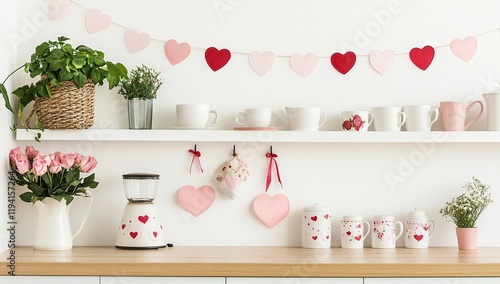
[{"xmin": 456, "ymin": 227, "xmax": 478, "ymax": 250}]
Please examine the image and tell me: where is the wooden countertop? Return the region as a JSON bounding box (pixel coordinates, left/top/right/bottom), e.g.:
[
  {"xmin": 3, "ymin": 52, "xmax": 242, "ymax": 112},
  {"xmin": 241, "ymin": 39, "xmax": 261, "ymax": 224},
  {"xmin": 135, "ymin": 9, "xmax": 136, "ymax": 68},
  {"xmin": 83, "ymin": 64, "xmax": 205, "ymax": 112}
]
[{"xmin": 2, "ymin": 246, "xmax": 500, "ymax": 277}]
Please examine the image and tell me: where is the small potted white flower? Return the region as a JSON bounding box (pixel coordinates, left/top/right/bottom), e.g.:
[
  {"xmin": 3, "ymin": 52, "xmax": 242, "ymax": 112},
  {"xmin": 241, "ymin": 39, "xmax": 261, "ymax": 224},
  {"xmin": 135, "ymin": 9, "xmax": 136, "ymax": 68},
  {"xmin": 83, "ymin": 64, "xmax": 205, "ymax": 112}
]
[{"xmin": 439, "ymin": 177, "xmax": 493, "ymax": 249}]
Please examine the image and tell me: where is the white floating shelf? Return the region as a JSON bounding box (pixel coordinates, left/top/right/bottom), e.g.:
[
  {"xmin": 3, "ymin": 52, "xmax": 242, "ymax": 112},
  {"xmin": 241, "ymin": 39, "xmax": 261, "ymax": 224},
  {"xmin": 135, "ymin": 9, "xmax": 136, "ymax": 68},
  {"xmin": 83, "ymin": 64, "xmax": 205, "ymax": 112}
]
[{"xmin": 15, "ymin": 129, "xmax": 500, "ymax": 143}]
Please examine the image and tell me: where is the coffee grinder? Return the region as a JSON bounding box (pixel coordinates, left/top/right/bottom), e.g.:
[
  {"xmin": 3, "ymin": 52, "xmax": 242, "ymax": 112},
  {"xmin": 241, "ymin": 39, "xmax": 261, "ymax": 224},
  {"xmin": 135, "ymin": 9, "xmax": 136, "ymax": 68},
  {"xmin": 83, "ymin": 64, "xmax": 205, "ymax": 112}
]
[{"xmin": 115, "ymin": 173, "xmax": 166, "ymax": 249}]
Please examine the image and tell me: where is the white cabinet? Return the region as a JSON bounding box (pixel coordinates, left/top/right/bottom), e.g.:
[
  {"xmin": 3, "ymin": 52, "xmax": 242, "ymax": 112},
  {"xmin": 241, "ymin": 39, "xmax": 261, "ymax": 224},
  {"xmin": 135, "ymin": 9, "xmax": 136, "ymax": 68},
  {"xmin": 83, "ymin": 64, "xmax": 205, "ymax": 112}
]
[
  {"xmin": 365, "ymin": 278, "xmax": 500, "ymax": 284},
  {"xmin": 227, "ymin": 278, "xmax": 362, "ymax": 284},
  {"xmin": 101, "ymin": 277, "xmax": 225, "ymax": 284},
  {"xmin": 0, "ymin": 276, "xmax": 98, "ymax": 283}
]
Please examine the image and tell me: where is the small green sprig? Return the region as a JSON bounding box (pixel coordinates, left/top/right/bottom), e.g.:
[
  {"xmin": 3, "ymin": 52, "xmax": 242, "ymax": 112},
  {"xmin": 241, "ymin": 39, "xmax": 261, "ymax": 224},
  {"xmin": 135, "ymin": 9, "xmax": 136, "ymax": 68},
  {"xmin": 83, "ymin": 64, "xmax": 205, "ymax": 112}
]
[{"xmin": 118, "ymin": 64, "xmax": 163, "ymax": 100}]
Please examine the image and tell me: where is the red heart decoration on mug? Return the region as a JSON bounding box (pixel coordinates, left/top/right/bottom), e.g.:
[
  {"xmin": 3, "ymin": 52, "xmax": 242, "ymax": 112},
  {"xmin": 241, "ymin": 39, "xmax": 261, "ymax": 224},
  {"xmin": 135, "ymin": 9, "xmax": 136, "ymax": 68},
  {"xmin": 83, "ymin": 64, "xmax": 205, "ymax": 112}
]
[
  {"xmin": 311, "ymin": 216, "xmax": 318, "ymax": 222},
  {"xmin": 121, "ymin": 224, "xmax": 126, "ymax": 229},
  {"xmin": 138, "ymin": 215, "xmax": 149, "ymax": 224},
  {"xmin": 414, "ymin": 234, "xmax": 424, "ymax": 241},
  {"xmin": 354, "ymin": 235, "xmax": 362, "ymax": 241},
  {"xmin": 409, "ymin": 45, "xmax": 435, "ymax": 70},
  {"xmin": 153, "ymin": 231, "xmax": 158, "ymax": 238},
  {"xmin": 205, "ymin": 47, "xmax": 231, "ymax": 71},
  {"xmin": 330, "ymin": 51, "xmax": 356, "ymax": 74},
  {"xmin": 130, "ymin": 232, "xmax": 138, "ymax": 239}
]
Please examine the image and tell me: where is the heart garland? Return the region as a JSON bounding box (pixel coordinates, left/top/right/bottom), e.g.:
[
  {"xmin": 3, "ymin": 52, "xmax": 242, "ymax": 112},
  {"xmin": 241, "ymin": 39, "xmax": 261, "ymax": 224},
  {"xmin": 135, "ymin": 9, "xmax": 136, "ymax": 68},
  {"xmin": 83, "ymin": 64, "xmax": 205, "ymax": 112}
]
[
  {"xmin": 249, "ymin": 51, "xmax": 275, "ymax": 76},
  {"xmin": 48, "ymin": 0, "xmax": 74, "ymax": 20},
  {"xmin": 85, "ymin": 9, "xmax": 112, "ymax": 34},
  {"xmin": 124, "ymin": 29, "xmax": 151, "ymax": 54},
  {"xmin": 205, "ymin": 47, "xmax": 231, "ymax": 71},
  {"xmin": 450, "ymin": 36, "xmax": 477, "ymax": 63},
  {"xmin": 330, "ymin": 51, "xmax": 357, "ymax": 75},
  {"xmin": 290, "ymin": 53, "xmax": 317, "ymax": 77},
  {"xmin": 369, "ymin": 49, "xmax": 396, "ymax": 75},
  {"xmin": 409, "ymin": 45, "xmax": 435, "ymax": 71},
  {"xmin": 164, "ymin": 39, "xmax": 191, "ymax": 65}
]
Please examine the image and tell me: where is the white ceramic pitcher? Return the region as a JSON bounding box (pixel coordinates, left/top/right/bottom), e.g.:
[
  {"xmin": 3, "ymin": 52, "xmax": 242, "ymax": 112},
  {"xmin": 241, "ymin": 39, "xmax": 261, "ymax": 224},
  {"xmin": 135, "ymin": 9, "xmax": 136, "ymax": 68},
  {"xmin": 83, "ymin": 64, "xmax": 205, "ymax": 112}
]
[
  {"xmin": 34, "ymin": 193, "xmax": 92, "ymax": 250},
  {"xmin": 483, "ymin": 91, "xmax": 500, "ymax": 130}
]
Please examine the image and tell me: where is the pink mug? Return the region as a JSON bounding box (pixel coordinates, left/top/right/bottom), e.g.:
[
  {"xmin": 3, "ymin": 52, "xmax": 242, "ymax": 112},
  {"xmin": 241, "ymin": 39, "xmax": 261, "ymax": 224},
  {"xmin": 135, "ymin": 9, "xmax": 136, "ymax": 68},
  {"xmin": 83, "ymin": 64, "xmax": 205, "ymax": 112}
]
[{"xmin": 439, "ymin": 100, "xmax": 483, "ymax": 131}]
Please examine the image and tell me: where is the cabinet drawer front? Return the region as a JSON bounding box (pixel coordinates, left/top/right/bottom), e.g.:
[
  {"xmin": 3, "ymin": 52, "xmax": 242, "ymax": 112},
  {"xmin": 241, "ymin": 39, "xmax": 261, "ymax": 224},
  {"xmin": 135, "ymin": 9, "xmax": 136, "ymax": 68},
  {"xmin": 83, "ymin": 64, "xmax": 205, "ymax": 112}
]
[
  {"xmin": 227, "ymin": 278, "xmax": 362, "ymax": 284},
  {"xmin": 101, "ymin": 277, "xmax": 225, "ymax": 284},
  {"xmin": 365, "ymin": 278, "xmax": 500, "ymax": 284},
  {"xmin": 0, "ymin": 276, "xmax": 98, "ymax": 284}
]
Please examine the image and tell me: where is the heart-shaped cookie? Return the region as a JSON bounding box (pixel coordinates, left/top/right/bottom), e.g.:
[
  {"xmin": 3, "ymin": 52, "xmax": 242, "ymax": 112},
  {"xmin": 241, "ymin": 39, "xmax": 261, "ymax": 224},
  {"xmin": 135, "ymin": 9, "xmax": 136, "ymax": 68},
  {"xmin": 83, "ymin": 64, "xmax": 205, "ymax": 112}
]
[
  {"xmin": 205, "ymin": 47, "xmax": 231, "ymax": 71},
  {"xmin": 124, "ymin": 29, "xmax": 151, "ymax": 54},
  {"xmin": 86, "ymin": 9, "xmax": 112, "ymax": 34},
  {"xmin": 409, "ymin": 45, "xmax": 435, "ymax": 70},
  {"xmin": 178, "ymin": 185, "xmax": 216, "ymax": 217},
  {"xmin": 253, "ymin": 193, "xmax": 290, "ymax": 228},
  {"xmin": 164, "ymin": 39, "xmax": 191, "ymax": 65},
  {"xmin": 290, "ymin": 53, "xmax": 317, "ymax": 77},
  {"xmin": 249, "ymin": 51, "xmax": 275, "ymax": 76},
  {"xmin": 451, "ymin": 36, "xmax": 477, "ymax": 62},
  {"xmin": 331, "ymin": 51, "xmax": 356, "ymax": 75}
]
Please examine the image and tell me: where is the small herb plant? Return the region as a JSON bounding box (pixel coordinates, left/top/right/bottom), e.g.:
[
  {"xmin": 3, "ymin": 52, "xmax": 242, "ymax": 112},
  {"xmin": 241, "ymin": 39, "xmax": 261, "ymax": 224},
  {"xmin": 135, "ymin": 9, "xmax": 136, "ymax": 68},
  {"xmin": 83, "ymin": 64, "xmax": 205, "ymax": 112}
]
[
  {"xmin": 0, "ymin": 36, "xmax": 128, "ymax": 139},
  {"xmin": 439, "ymin": 177, "xmax": 493, "ymax": 228},
  {"xmin": 118, "ymin": 64, "xmax": 163, "ymax": 100}
]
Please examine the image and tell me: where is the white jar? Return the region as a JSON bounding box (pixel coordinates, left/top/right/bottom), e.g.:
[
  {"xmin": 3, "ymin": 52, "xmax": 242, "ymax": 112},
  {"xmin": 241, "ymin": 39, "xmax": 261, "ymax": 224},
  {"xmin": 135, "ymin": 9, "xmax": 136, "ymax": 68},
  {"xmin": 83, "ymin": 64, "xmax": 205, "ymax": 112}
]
[{"xmin": 301, "ymin": 205, "xmax": 331, "ymax": 248}]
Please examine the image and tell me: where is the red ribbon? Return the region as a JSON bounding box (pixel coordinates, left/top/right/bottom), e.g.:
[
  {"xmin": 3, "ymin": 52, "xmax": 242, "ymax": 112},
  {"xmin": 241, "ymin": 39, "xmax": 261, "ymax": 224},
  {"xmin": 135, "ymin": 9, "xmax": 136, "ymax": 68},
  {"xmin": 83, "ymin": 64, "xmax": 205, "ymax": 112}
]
[
  {"xmin": 189, "ymin": 149, "xmax": 203, "ymax": 174},
  {"xmin": 265, "ymin": 152, "xmax": 282, "ymax": 192}
]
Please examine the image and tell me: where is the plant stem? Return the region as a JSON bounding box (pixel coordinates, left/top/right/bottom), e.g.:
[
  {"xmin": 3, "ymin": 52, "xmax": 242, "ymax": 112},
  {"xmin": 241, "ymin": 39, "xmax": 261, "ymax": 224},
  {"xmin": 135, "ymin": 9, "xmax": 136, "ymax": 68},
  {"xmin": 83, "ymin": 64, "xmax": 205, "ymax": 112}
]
[{"xmin": 2, "ymin": 65, "xmax": 25, "ymax": 85}]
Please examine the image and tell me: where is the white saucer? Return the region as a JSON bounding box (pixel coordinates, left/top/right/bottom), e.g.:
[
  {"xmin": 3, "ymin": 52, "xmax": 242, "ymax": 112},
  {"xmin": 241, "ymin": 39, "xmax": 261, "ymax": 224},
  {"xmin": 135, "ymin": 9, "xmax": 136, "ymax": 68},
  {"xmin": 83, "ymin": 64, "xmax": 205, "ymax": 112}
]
[
  {"xmin": 169, "ymin": 126, "xmax": 218, "ymax": 130},
  {"xmin": 233, "ymin": 126, "xmax": 280, "ymax": 131}
]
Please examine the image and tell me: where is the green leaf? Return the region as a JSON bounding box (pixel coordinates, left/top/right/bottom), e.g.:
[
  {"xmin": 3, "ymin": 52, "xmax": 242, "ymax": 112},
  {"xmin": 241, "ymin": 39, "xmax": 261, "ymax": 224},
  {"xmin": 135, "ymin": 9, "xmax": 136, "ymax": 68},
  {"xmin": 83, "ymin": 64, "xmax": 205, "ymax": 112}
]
[
  {"xmin": 65, "ymin": 195, "xmax": 74, "ymax": 205},
  {"xmin": 36, "ymin": 82, "xmax": 50, "ymax": 98},
  {"xmin": 0, "ymin": 84, "xmax": 13, "ymax": 113},
  {"xmin": 72, "ymin": 57, "xmax": 86, "ymax": 69},
  {"xmin": 73, "ymin": 72, "xmax": 88, "ymax": 88},
  {"xmin": 58, "ymin": 36, "xmax": 70, "ymax": 42},
  {"xmin": 28, "ymin": 183, "xmax": 45, "ymax": 196},
  {"xmin": 58, "ymin": 68, "xmax": 73, "ymax": 81},
  {"xmin": 61, "ymin": 43, "xmax": 73, "ymax": 54},
  {"xmin": 89, "ymin": 68, "xmax": 102, "ymax": 84},
  {"xmin": 106, "ymin": 62, "xmax": 128, "ymax": 89},
  {"xmin": 19, "ymin": 192, "xmax": 35, "ymax": 203},
  {"xmin": 35, "ymin": 42, "xmax": 50, "ymax": 57}
]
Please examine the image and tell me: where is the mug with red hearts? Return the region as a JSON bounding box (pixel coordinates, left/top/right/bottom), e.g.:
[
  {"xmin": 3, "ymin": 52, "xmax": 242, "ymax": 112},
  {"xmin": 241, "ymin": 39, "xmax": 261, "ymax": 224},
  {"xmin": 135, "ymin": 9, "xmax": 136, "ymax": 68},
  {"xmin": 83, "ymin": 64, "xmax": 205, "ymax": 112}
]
[
  {"xmin": 301, "ymin": 205, "xmax": 331, "ymax": 248},
  {"xmin": 371, "ymin": 215, "xmax": 403, "ymax": 248},
  {"xmin": 340, "ymin": 215, "xmax": 370, "ymax": 248},
  {"xmin": 405, "ymin": 208, "xmax": 435, "ymax": 249}
]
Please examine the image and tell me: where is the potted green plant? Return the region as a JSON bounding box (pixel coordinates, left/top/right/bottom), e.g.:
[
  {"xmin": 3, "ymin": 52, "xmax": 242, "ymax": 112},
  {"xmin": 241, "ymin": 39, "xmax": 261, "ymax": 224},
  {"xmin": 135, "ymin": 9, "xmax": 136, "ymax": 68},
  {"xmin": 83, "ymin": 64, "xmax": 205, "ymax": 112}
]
[
  {"xmin": 439, "ymin": 176, "xmax": 493, "ymax": 249},
  {"xmin": 118, "ymin": 64, "xmax": 163, "ymax": 129},
  {"xmin": 0, "ymin": 36, "xmax": 128, "ymax": 141}
]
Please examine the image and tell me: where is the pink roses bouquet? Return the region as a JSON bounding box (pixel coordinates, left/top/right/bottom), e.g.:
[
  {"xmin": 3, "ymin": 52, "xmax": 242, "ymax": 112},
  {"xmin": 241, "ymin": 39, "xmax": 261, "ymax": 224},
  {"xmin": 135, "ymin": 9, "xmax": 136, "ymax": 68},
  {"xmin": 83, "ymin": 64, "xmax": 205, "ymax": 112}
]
[
  {"xmin": 9, "ymin": 146, "xmax": 99, "ymax": 205},
  {"xmin": 342, "ymin": 114, "xmax": 365, "ymax": 131}
]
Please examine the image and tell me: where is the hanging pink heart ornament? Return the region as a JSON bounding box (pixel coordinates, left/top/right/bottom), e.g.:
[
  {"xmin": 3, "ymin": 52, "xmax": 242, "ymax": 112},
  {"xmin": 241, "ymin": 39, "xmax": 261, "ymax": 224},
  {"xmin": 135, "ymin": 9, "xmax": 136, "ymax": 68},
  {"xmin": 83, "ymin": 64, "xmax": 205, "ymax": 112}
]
[
  {"xmin": 369, "ymin": 49, "xmax": 396, "ymax": 75},
  {"xmin": 164, "ymin": 39, "xmax": 191, "ymax": 65},
  {"xmin": 290, "ymin": 53, "xmax": 317, "ymax": 77},
  {"xmin": 86, "ymin": 9, "xmax": 112, "ymax": 34},
  {"xmin": 249, "ymin": 51, "xmax": 275, "ymax": 76},
  {"xmin": 253, "ymin": 193, "xmax": 290, "ymax": 228},
  {"xmin": 178, "ymin": 185, "xmax": 216, "ymax": 217},
  {"xmin": 450, "ymin": 36, "xmax": 477, "ymax": 62},
  {"xmin": 124, "ymin": 29, "xmax": 151, "ymax": 54}
]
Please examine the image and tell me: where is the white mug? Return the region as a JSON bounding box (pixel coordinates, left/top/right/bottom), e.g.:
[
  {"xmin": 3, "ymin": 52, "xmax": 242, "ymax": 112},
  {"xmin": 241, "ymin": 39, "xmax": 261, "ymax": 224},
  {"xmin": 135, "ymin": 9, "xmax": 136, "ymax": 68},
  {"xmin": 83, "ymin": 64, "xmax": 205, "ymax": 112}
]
[
  {"xmin": 301, "ymin": 205, "xmax": 331, "ymax": 248},
  {"xmin": 402, "ymin": 105, "xmax": 439, "ymax": 131},
  {"xmin": 405, "ymin": 208, "xmax": 436, "ymax": 249},
  {"xmin": 371, "ymin": 215, "xmax": 403, "ymax": 248},
  {"xmin": 176, "ymin": 104, "xmax": 218, "ymax": 128},
  {"xmin": 372, "ymin": 106, "xmax": 406, "ymax": 131},
  {"xmin": 340, "ymin": 215, "xmax": 370, "ymax": 249},
  {"xmin": 285, "ymin": 107, "xmax": 327, "ymax": 131},
  {"xmin": 235, "ymin": 108, "xmax": 272, "ymax": 127},
  {"xmin": 341, "ymin": 111, "xmax": 373, "ymax": 132}
]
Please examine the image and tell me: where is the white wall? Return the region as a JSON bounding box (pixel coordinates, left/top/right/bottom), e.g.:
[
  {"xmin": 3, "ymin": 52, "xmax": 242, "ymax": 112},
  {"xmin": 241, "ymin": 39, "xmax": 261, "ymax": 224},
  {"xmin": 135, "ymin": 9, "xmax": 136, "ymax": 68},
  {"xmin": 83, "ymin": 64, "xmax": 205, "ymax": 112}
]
[{"xmin": 6, "ymin": 0, "xmax": 500, "ymax": 247}]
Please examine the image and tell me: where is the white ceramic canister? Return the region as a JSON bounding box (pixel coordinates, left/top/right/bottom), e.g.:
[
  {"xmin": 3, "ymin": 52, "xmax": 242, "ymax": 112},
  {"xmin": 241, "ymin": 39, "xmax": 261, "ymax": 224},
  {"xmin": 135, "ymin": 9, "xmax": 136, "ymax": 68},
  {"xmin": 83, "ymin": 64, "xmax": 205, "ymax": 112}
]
[
  {"xmin": 301, "ymin": 205, "xmax": 331, "ymax": 248},
  {"xmin": 405, "ymin": 207, "xmax": 435, "ymax": 249}
]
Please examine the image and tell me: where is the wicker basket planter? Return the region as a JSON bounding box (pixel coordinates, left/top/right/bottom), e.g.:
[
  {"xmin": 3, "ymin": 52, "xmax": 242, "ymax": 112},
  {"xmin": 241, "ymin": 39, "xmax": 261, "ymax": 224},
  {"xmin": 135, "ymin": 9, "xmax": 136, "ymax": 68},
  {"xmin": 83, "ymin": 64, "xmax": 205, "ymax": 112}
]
[{"xmin": 31, "ymin": 81, "xmax": 95, "ymax": 129}]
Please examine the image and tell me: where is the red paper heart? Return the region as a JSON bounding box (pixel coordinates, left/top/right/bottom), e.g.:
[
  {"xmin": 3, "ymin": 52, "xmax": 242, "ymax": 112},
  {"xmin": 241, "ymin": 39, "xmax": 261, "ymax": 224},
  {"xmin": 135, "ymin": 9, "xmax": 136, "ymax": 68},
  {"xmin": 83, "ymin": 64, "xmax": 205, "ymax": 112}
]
[
  {"xmin": 354, "ymin": 235, "xmax": 362, "ymax": 241},
  {"xmin": 138, "ymin": 215, "xmax": 149, "ymax": 224},
  {"xmin": 311, "ymin": 216, "xmax": 318, "ymax": 222},
  {"xmin": 330, "ymin": 51, "xmax": 356, "ymax": 74},
  {"xmin": 346, "ymin": 231, "xmax": 352, "ymax": 236},
  {"xmin": 409, "ymin": 45, "xmax": 435, "ymax": 70},
  {"xmin": 121, "ymin": 224, "xmax": 126, "ymax": 229},
  {"xmin": 312, "ymin": 236, "xmax": 318, "ymax": 240},
  {"xmin": 153, "ymin": 231, "xmax": 158, "ymax": 238},
  {"xmin": 205, "ymin": 47, "xmax": 231, "ymax": 72},
  {"xmin": 130, "ymin": 232, "xmax": 138, "ymax": 239},
  {"xmin": 414, "ymin": 234, "xmax": 424, "ymax": 241}
]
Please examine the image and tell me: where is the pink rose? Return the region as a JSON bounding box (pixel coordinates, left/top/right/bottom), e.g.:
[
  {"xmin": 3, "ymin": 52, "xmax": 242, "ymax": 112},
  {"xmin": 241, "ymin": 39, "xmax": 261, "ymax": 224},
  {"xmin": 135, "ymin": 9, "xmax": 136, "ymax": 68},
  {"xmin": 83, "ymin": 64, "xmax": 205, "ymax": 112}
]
[
  {"xmin": 342, "ymin": 120, "xmax": 352, "ymax": 130},
  {"xmin": 61, "ymin": 153, "xmax": 76, "ymax": 169},
  {"xmin": 49, "ymin": 159, "xmax": 62, "ymax": 174},
  {"xmin": 74, "ymin": 153, "xmax": 83, "ymax": 165},
  {"xmin": 25, "ymin": 146, "xmax": 39, "ymax": 160},
  {"xmin": 9, "ymin": 147, "xmax": 22, "ymax": 166},
  {"xmin": 50, "ymin": 151, "xmax": 63, "ymax": 163},
  {"xmin": 352, "ymin": 115, "xmax": 364, "ymax": 131},
  {"xmin": 80, "ymin": 156, "xmax": 98, "ymax": 173},
  {"xmin": 32, "ymin": 156, "xmax": 49, "ymax": 176},
  {"xmin": 13, "ymin": 154, "xmax": 30, "ymax": 174}
]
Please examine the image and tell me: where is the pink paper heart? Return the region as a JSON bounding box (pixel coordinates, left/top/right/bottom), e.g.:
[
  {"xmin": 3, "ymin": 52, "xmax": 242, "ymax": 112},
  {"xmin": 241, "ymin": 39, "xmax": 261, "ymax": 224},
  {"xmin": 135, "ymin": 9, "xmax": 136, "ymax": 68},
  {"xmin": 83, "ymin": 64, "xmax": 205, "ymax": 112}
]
[
  {"xmin": 451, "ymin": 36, "xmax": 477, "ymax": 63},
  {"xmin": 290, "ymin": 53, "xmax": 317, "ymax": 77},
  {"xmin": 253, "ymin": 193, "xmax": 290, "ymax": 228},
  {"xmin": 86, "ymin": 9, "xmax": 112, "ymax": 34},
  {"xmin": 178, "ymin": 185, "xmax": 216, "ymax": 217},
  {"xmin": 124, "ymin": 29, "xmax": 151, "ymax": 54},
  {"xmin": 369, "ymin": 49, "xmax": 396, "ymax": 75},
  {"xmin": 224, "ymin": 175, "xmax": 239, "ymax": 190},
  {"xmin": 249, "ymin": 51, "xmax": 275, "ymax": 76},
  {"xmin": 48, "ymin": 0, "xmax": 74, "ymax": 20},
  {"xmin": 164, "ymin": 39, "xmax": 191, "ymax": 65}
]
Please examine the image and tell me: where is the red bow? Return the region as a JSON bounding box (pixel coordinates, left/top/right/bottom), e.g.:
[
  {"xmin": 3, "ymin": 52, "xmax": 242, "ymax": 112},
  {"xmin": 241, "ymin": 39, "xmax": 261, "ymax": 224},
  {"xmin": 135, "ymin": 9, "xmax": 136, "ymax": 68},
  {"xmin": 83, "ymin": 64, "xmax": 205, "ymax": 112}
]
[
  {"xmin": 265, "ymin": 152, "xmax": 282, "ymax": 192},
  {"xmin": 189, "ymin": 149, "xmax": 203, "ymax": 174}
]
